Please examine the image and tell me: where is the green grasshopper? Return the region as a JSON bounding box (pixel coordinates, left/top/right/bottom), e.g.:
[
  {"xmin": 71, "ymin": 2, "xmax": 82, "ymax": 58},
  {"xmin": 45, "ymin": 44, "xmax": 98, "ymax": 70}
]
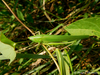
[
  {"xmin": 28, "ymin": 34, "xmax": 89, "ymax": 74},
  {"xmin": 28, "ymin": 35, "xmax": 89, "ymax": 44}
]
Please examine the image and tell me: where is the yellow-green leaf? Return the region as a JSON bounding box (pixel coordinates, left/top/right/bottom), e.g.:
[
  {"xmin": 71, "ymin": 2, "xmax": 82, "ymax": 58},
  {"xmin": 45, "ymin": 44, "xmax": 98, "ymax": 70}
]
[
  {"xmin": 16, "ymin": 9, "xmax": 25, "ymax": 21},
  {"xmin": 0, "ymin": 41, "xmax": 16, "ymax": 65}
]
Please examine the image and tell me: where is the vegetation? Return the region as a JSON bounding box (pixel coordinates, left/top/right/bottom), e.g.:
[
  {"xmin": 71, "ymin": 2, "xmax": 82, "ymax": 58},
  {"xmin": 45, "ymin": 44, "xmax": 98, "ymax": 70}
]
[{"xmin": 0, "ymin": 0, "xmax": 100, "ymax": 75}]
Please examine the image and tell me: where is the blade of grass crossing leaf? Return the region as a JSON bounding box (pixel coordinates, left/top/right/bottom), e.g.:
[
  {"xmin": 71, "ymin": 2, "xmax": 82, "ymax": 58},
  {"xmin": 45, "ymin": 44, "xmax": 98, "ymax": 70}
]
[{"xmin": 56, "ymin": 49, "xmax": 66, "ymax": 75}]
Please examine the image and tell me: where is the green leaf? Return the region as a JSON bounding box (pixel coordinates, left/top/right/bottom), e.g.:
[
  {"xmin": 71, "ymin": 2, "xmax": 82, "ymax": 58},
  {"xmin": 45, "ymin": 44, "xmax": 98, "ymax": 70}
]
[
  {"xmin": 0, "ymin": 31, "xmax": 16, "ymax": 65},
  {"xmin": 16, "ymin": 54, "xmax": 50, "ymax": 59},
  {"xmin": 63, "ymin": 50, "xmax": 72, "ymax": 75},
  {"xmin": 0, "ymin": 32, "xmax": 16, "ymax": 47},
  {"xmin": 56, "ymin": 49, "xmax": 69, "ymax": 75},
  {"xmin": 0, "ymin": 41, "xmax": 16, "ymax": 65},
  {"xmin": 64, "ymin": 17, "xmax": 100, "ymax": 38},
  {"xmin": 16, "ymin": 9, "xmax": 25, "ymax": 21}
]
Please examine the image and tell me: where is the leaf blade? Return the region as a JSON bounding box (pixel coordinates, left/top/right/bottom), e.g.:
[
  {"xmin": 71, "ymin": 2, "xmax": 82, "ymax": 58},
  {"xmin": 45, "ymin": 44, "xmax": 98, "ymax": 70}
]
[
  {"xmin": 65, "ymin": 17, "xmax": 100, "ymax": 37},
  {"xmin": 0, "ymin": 41, "xmax": 16, "ymax": 65}
]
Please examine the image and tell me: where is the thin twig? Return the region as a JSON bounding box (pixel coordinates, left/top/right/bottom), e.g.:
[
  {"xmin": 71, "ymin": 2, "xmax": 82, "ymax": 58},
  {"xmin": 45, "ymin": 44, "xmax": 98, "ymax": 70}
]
[{"xmin": 2, "ymin": 0, "xmax": 35, "ymax": 36}]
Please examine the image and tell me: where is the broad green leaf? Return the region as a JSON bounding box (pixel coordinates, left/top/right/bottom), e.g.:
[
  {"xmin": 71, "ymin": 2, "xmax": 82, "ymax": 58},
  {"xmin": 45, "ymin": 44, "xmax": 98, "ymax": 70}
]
[
  {"xmin": 0, "ymin": 31, "xmax": 16, "ymax": 65},
  {"xmin": 64, "ymin": 17, "xmax": 100, "ymax": 37},
  {"xmin": 0, "ymin": 41, "xmax": 16, "ymax": 65},
  {"xmin": 0, "ymin": 32, "xmax": 16, "ymax": 47},
  {"xmin": 16, "ymin": 9, "xmax": 25, "ymax": 21}
]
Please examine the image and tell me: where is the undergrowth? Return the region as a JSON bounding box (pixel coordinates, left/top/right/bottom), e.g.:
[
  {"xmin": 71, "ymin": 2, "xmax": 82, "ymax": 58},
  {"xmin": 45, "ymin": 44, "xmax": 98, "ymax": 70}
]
[{"xmin": 0, "ymin": 0, "xmax": 100, "ymax": 75}]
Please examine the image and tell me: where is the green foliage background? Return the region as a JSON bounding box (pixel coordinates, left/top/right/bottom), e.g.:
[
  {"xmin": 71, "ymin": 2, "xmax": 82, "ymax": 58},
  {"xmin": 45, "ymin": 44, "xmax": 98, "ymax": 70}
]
[{"xmin": 0, "ymin": 0, "xmax": 100, "ymax": 75}]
